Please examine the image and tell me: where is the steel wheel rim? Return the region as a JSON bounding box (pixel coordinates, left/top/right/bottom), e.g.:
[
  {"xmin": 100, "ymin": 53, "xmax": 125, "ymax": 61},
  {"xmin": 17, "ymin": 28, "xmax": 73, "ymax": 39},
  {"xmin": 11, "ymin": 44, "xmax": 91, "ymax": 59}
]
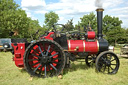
[
  {"xmin": 97, "ymin": 53, "xmax": 119, "ymax": 74},
  {"xmin": 24, "ymin": 40, "xmax": 65, "ymax": 78},
  {"xmin": 86, "ymin": 55, "xmax": 96, "ymax": 67}
]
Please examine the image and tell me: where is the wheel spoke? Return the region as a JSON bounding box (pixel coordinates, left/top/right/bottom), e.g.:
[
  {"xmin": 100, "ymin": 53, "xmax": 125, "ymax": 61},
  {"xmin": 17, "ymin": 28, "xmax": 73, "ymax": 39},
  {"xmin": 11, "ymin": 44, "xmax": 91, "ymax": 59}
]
[
  {"xmin": 49, "ymin": 47, "xmax": 56, "ymax": 54},
  {"xmin": 88, "ymin": 58, "xmax": 92, "ymax": 60},
  {"xmin": 42, "ymin": 43, "xmax": 46, "ymax": 51},
  {"xmin": 88, "ymin": 61, "xmax": 93, "ymax": 64},
  {"xmin": 47, "ymin": 65, "xmax": 52, "ymax": 75},
  {"xmin": 28, "ymin": 59, "xmax": 39, "ymax": 62},
  {"xmin": 103, "ymin": 64, "xmax": 106, "ymax": 72},
  {"xmin": 46, "ymin": 45, "xmax": 51, "ymax": 56},
  {"xmin": 31, "ymin": 62, "xmax": 40, "ymax": 66},
  {"xmin": 50, "ymin": 64, "xmax": 57, "ymax": 71},
  {"xmin": 44, "ymin": 65, "xmax": 47, "ymax": 77},
  {"xmin": 108, "ymin": 66, "xmax": 110, "ymax": 73},
  {"xmin": 50, "ymin": 47, "xmax": 60, "ymax": 54},
  {"xmin": 52, "ymin": 57, "xmax": 61, "ymax": 60},
  {"xmin": 32, "ymin": 48, "xmax": 39, "ymax": 54},
  {"xmin": 31, "ymin": 53, "xmax": 41, "ymax": 58},
  {"xmin": 38, "ymin": 46, "xmax": 44, "ymax": 56},
  {"xmin": 111, "ymin": 59, "xmax": 116, "ymax": 62},
  {"xmin": 50, "ymin": 52, "xmax": 58, "ymax": 58},
  {"xmin": 34, "ymin": 63, "xmax": 41, "ymax": 72},
  {"xmin": 111, "ymin": 64, "xmax": 116, "ymax": 65},
  {"xmin": 52, "ymin": 61, "xmax": 58, "ymax": 64},
  {"xmin": 101, "ymin": 57, "xmax": 106, "ymax": 61},
  {"xmin": 39, "ymin": 65, "xmax": 43, "ymax": 76},
  {"xmin": 110, "ymin": 55, "xmax": 112, "ymax": 60},
  {"xmin": 105, "ymin": 54, "xmax": 108, "ymax": 60},
  {"xmin": 110, "ymin": 66, "xmax": 114, "ymax": 70}
]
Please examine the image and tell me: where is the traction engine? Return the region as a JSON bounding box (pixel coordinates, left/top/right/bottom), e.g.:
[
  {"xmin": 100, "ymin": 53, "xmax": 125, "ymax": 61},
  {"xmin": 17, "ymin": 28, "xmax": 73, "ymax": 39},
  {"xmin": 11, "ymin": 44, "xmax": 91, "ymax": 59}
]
[{"xmin": 11, "ymin": 8, "xmax": 120, "ymax": 78}]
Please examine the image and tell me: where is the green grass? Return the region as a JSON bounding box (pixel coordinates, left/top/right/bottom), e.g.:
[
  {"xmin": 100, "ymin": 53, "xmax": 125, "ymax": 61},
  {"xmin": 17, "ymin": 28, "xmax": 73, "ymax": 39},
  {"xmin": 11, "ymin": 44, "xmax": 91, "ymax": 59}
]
[
  {"xmin": 0, "ymin": 49, "xmax": 128, "ymax": 85},
  {"xmin": 114, "ymin": 47, "xmax": 121, "ymax": 54}
]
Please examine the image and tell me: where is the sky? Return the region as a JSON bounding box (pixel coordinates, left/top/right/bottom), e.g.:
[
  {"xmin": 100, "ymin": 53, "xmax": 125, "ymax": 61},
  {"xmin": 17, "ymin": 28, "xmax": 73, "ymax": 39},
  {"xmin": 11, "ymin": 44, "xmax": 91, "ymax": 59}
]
[{"xmin": 14, "ymin": 0, "xmax": 128, "ymax": 28}]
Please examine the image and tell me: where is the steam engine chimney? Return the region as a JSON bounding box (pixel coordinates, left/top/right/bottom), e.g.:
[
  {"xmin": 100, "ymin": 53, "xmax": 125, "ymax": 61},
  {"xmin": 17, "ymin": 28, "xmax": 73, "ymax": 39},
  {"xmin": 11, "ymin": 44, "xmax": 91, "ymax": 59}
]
[{"xmin": 96, "ymin": 8, "xmax": 104, "ymax": 39}]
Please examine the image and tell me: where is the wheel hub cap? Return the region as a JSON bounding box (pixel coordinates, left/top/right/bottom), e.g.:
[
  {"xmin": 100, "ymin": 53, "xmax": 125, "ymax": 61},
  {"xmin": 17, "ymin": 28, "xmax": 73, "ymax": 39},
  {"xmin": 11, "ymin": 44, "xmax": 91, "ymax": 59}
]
[
  {"xmin": 106, "ymin": 60, "xmax": 111, "ymax": 66},
  {"xmin": 41, "ymin": 56, "xmax": 48, "ymax": 63}
]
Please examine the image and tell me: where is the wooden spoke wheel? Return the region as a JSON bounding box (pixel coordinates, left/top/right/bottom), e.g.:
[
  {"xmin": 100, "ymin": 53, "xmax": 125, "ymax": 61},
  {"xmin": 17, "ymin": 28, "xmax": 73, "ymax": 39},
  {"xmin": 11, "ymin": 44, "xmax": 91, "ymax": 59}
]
[
  {"xmin": 85, "ymin": 55, "xmax": 96, "ymax": 67},
  {"xmin": 96, "ymin": 51, "xmax": 120, "ymax": 74},
  {"xmin": 24, "ymin": 39, "xmax": 65, "ymax": 78}
]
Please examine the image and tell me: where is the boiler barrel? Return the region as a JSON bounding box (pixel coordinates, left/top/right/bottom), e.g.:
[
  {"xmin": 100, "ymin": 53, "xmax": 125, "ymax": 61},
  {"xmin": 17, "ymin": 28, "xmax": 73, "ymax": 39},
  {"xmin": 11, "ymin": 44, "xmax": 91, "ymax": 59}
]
[{"xmin": 67, "ymin": 40, "xmax": 99, "ymax": 54}]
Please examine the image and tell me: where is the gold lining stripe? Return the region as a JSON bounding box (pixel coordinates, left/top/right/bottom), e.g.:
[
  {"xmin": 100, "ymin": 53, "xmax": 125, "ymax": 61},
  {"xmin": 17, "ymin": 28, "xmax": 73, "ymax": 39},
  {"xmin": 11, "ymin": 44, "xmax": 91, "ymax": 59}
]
[
  {"xmin": 83, "ymin": 40, "xmax": 85, "ymax": 52},
  {"xmin": 68, "ymin": 40, "xmax": 71, "ymax": 51},
  {"xmin": 96, "ymin": 40, "xmax": 99, "ymax": 51},
  {"xmin": 96, "ymin": 9, "xmax": 104, "ymax": 12}
]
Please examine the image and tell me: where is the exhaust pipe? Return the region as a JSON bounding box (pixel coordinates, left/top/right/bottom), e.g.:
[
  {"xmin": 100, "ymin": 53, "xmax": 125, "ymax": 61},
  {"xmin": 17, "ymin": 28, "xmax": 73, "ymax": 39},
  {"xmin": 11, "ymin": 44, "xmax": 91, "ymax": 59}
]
[
  {"xmin": 96, "ymin": 8, "xmax": 109, "ymax": 52},
  {"xmin": 96, "ymin": 8, "xmax": 104, "ymax": 39}
]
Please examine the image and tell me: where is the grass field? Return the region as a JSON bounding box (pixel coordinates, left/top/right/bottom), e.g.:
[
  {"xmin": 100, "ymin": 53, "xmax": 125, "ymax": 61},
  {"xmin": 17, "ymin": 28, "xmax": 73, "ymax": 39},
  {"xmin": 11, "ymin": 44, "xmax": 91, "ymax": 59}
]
[{"xmin": 0, "ymin": 48, "xmax": 128, "ymax": 85}]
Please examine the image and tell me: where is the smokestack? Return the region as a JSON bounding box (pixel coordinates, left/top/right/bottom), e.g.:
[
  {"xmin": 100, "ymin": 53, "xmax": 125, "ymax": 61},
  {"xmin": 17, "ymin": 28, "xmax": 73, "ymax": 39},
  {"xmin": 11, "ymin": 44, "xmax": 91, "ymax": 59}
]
[{"xmin": 96, "ymin": 8, "xmax": 104, "ymax": 39}]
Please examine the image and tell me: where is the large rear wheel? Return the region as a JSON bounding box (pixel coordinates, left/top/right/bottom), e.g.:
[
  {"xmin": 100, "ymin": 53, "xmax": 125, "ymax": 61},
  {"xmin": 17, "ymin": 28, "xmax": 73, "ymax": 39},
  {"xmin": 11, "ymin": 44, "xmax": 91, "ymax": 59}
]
[{"xmin": 24, "ymin": 39, "xmax": 65, "ymax": 78}]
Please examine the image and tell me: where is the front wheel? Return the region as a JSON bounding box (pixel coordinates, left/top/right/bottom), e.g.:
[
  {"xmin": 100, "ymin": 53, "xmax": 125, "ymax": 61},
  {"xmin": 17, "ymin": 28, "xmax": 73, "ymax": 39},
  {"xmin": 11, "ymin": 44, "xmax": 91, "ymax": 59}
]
[{"xmin": 95, "ymin": 51, "xmax": 120, "ymax": 74}]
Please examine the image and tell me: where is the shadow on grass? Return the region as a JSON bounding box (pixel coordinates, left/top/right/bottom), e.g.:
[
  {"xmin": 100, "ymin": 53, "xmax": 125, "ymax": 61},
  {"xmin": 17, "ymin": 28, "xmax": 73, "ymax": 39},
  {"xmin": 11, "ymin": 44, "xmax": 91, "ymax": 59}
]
[
  {"xmin": 63, "ymin": 61, "xmax": 95, "ymax": 75},
  {"xmin": 18, "ymin": 61, "xmax": 95, "ymax": 77}
]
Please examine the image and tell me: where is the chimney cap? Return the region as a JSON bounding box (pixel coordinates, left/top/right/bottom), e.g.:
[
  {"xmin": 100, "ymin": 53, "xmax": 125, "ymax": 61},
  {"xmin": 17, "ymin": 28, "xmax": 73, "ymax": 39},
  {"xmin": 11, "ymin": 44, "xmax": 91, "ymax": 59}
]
[{"xmin": 96, "ymin": 8, "xmax": 104, "ymax": 12}]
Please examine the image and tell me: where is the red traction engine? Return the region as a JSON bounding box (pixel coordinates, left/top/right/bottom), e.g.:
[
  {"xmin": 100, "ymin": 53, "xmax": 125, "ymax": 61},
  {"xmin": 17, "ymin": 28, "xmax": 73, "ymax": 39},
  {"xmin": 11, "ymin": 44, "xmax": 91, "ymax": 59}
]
[{"xmin": 11, "ymin": 8, "xmax": 120, "ymax": 78}]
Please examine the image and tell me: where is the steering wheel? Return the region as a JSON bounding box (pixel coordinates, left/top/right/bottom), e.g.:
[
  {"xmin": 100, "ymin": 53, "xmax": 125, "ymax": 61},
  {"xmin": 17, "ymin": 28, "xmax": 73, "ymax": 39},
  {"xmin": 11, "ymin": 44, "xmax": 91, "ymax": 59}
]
[{"xmin": 53, "ymin": 24, "xmax": 66, "ymax": 32}]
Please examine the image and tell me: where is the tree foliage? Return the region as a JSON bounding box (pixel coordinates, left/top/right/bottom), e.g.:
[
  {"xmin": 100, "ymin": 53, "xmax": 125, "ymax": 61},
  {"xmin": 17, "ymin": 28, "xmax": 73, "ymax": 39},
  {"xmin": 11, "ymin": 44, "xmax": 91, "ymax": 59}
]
[
  {"xmin": 0, "ymin": 0, "xmax": 43, "ymax": 39},
  {"xmin": 103, "ymin": 15, "xmax": 122, "ymax": 33},
  {"xmin": 44, "ymin": 11, "xmax": 59, "ymax": 27},
  {"xmin": 79, "ymin": 12, "xmax": 97, "ymax": 31},
  {"xmin": 64, "ymin": 19, "xmax": 75, "ymax": 31},
  {"xmin": 103, "ymin": 15, "xmax": 128, "ymax": 45}
]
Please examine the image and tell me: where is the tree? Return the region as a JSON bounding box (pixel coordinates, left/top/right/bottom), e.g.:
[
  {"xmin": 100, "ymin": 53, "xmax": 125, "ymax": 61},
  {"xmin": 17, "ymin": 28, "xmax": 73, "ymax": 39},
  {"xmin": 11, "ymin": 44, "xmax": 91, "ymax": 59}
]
[
  {"xmin": 103, "ymin": 15, "xmax": 124, "ymax": 45},
  {"xmin": 0, "ymin": 0, "xmax": 44, "ymax": 39},
  {"xmin": 44, "ymin": 11, "xmax": 59, "ymax": 27},
  {"xmin": 106, "ymin": 28, "xmax": 127, "ymax": 45},
  {"xmin": 0, "ymin": 0, "xmax": 30, "ymax": 38},
  {"xmin": 0, "ymin": 0, "xmax": 18, "ymax": 37},
  {"xmin": 64, "ymin": 19, "xmax": 75, "ymax": 31},
  {"xmin": 79, "ymin": 12, "xmax": 97, "ymax": 31},
  {"xmin": 103, "ymin": 15, "xmax": 122, "ymax": 34},
  {"xmin": 27, "ymin": 19, "xmax": 44, "ymax": 40}
]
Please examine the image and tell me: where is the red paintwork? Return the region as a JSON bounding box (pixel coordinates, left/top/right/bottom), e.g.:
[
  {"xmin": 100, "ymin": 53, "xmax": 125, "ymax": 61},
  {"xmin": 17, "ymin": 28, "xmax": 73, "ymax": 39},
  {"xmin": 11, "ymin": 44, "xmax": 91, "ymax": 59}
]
[
  {"xmin": 87, "ymin": 31, "xmax": 96, "ymax": 39},
  {"xmin": 68, "ymin": 40, "xmax": 98, "ymax": 54},
  {"xmin": 11, "ymin": 43, "xmax": 25, "ymax": 68},
  {"xmin": 44, "ymin": 32, "xmax": 54, "ymax": 40}
]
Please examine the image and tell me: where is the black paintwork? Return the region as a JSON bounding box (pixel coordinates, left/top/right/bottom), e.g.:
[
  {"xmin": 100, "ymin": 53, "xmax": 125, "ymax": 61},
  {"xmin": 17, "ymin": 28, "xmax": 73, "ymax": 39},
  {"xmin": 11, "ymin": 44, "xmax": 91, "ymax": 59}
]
[
  {"xmin": 97, "ymin": 10, "xmax": 103, "ymax": 39},
  {"xmin": 54, "ymin": 34, "xmax": 68, "ymax": 50},
  {"xmin": 98, "ymin": 38, "xmax": 109, "ymax": 52}
]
